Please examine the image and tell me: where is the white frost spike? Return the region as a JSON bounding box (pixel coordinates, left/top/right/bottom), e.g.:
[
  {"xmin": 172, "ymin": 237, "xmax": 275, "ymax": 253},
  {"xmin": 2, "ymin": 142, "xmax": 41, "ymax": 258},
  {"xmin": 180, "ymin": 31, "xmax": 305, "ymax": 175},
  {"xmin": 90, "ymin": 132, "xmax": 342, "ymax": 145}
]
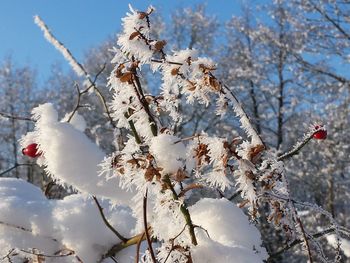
[{"xmin": 224, "ymin": 88, "xmax": 263, "ymax": 146}]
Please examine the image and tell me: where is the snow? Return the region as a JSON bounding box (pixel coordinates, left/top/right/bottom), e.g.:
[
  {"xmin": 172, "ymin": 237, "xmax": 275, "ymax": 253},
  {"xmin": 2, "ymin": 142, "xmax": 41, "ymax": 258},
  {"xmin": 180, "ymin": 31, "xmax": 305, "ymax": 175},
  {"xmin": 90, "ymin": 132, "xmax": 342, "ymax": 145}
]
[
  {"xmin": 20, "ymin": 103, "xmax": 134, "ymax": 205},
  {"xmin": 190, "ymin": 198, "xmax": 268, "ymax": 261},
  {"xmin": 61, "ymin": 112, "xmax": 87, "ymax": 132},
  {"xmin": 326, "ymin": 234, "xmax": 350, "ymax": 257},
  {"xmin": 149, "ymin": 134, "xmax": 186, "ymax": 174},
  {"xmin": 0, "ymin": 178, "xmax": 136, "ymax": 262}
]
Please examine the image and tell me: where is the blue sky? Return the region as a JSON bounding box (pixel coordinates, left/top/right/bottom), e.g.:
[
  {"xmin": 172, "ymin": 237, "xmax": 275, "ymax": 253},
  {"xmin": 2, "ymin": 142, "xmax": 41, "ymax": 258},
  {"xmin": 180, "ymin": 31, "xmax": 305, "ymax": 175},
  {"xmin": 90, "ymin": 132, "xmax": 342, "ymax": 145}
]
[{"xmin": 0, "ymin": 0, "xmax": 245, "ymax": 84}]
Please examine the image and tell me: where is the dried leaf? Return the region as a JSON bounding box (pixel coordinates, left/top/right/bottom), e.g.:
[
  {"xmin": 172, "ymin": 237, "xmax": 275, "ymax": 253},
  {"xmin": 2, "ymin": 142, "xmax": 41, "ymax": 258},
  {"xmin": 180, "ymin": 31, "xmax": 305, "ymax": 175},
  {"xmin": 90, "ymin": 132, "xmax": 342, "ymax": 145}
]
[
  {"xmin": 195, "ymin": 143, "xmax": 210, "ymax": 166},
  {"xmin": 239, "ymin": 199, "xmax": 250, "ymax": 208},
  {"xmin": 171, "ymin": 67, "xmax": 180, "ymax": 76},
  {"xmin": 154, "ymin": 40, "xmax": 167, "ymax": 51},
  {"xmin": 209, "ymin": 76, "xmax": 221, "ymax": 91},
  {"xmin": 129, "ymin": 31, "xmax": 140, "ymax": 40},
  {"xmin": 173, "ymin": 168, "xmax": 188, "ymax": 182},
  {"xmin": 111, "ymin": 154, "xmax": 123, "ymax": 168},
  {"xmin": 119, "ymin": 72, "xmax": 133, "ymax": 83},
  {"xmin": 245, "ymin": 170, "xmax": 256, "ymax": 181},
  {"xmin": 144, "ymin": 166, "xmax": 162, "ymax": 182},
  {"xmin": 187, "ymin": 80, "xmax": 196, "ymax": 91},
  {"xmin": 248, "ymin": 144, "xmax": 265, "ymax": 163},
  {"xmin": 138, "ymin": 12, "xmax": 148, "ymax": 19}
]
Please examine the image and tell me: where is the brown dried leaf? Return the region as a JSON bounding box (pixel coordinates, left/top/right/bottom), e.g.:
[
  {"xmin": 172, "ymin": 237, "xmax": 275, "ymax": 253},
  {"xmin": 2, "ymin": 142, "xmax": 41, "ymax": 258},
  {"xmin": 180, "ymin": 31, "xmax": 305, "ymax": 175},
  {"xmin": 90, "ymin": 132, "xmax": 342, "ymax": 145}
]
[
  {"xmin": 195, "ymin": 143, "xmax": 210, "ymax": 166},
  {"xmin": 114, "ymin": 64, "xmax": 125, "ymax": 78},
  {"xmin": 245, "ymin": 170, "xmax": 256, "ymax": 181},
  {"xmin": 144, "ymin": 166, "xmax": 162, "ymax": 182},
  {"xmin": 239, "ymin": 199, "xmax": 250, "ymax": 208},
  {"xmin": 187, "ymin": 80, "xmax": 196, "ymax": 91},
  {"xmin": 154, "ymin": 40, "xmax": 167, "ymax": 51},
  {"xmin": 138, "ymin": 12, "xmax": 148, "ymax": 19},
  {"xmin": 171, "ymin": 67, "xmax": 180, "ymax": 76},
  {"xmin": 173, "ymin": 168, "xmax": 188, "ymax": 182},
  {"xmin": 209, "ymin": 76, "xmax": 221, "ymax": 91},
  {"xmin": 111, "ymin": 154, "xmax": 123, "ymax": 168},
  {"xmin": 119, "ymin": 72, "xmax": 133, "ymax": 83},
  {"xmin": 126, "ymin": 158, "xmax": 144, "ymax": 168},
  {"xmin": 248, "ymin": 144, "xmax": 265, "ymax": 163},
  {"xmin": 274, "ymin": 212, "xmax": 283, "ymax": 225},
  {"xmin": 129, "ymin": 31, "xmax": 140, "ymax": 40}
]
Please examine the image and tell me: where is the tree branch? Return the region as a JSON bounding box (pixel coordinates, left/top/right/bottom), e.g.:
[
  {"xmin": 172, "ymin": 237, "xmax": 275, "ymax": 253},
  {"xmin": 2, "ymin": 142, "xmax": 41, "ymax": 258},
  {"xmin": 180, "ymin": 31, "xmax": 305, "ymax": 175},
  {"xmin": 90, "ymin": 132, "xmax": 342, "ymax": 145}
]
[
  {"xmin": 0, "ymin": 163, "xmax": 36, "ymax": 177},
  {"xmin": 92, "ymin": 196, "xmax": 128, "ymax": 242},
  {"xmin": 268, "ymin": 227, "xmax": 340, "ymax": 260},
  {"xmin": 143, "ymin": 189, "xmax": 157, "ymax": 263},
  {"xmin": 0, "ymin": 111, "xmax": 34, "ymax": 122},
  {"xmin": 278, "ymin": 128, "xmax": 322, "ymax": 161}
]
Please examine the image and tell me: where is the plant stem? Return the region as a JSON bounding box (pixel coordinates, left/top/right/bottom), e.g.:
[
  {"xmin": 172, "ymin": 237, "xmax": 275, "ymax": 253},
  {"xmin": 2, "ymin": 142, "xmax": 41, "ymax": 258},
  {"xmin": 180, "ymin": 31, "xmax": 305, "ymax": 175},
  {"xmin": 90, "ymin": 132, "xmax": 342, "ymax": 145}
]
[{"xmin": 163, "ymin": 175, "xmax": 198, "ymax": 246}]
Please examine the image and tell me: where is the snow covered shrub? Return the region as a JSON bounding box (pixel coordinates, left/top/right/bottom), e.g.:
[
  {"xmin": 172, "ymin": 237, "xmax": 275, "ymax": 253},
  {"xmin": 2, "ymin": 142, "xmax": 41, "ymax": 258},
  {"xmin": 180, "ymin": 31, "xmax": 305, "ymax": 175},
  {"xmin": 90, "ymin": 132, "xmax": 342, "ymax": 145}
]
[{"xmin": 0, "ymin": 5, "xmax": 348, "ymax": 263}]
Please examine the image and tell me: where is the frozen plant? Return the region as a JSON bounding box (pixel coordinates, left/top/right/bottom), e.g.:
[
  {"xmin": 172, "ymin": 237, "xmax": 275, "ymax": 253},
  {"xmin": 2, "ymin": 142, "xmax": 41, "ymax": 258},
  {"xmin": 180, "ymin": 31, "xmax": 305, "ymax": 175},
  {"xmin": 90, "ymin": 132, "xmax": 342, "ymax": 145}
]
[{"xmin": 0, "ymin": 4, "xmax": 349, "ymax": 263}]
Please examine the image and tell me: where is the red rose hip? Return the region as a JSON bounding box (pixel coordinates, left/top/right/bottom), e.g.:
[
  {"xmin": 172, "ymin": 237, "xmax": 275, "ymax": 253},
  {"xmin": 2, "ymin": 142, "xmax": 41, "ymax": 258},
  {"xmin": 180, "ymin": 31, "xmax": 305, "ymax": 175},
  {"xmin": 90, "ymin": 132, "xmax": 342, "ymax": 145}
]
[
  {"xmin": 313, "ymin": 125, "xmax": 327, "ymax": 140},
  {"xmin": 22, "ymin": 143, "xmax": 41, "ymax": 158}
]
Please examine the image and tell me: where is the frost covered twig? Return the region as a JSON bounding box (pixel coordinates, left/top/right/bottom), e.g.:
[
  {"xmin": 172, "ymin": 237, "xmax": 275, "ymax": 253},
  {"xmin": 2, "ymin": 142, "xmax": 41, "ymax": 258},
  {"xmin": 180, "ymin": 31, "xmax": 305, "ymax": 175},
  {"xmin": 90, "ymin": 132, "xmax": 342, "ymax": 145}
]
[
  {"xmin": 67, "ymin": 63, "xmax": 106, "ymax": 123},
  {"xmin": 278, "ymin": 126, "xmax": 326, "ymax": 161},
  {"xmin": 34, "ymin": 16, "xmax": 88, "ymax": 78},
  {"xmin": 163, "ymin": 175, "xmax": 198, "ymax": 246},
  {"xmin": 268, "ymin": 227, "xmax": 346, "ymax": 260},
  {"xmin": 0, "ymin": 220, "xmax": 58, "ymax": 243},
  {"xmin": 295, "ymin": 215, "xmax": 313, "ymax": 263},
  {"xmin": 19, "ymin": 248, "xmax": 78, "ymax": 260},
  {"xmin": 34, "ymin": 16, "xmax": 116, "ymax": 128},
  {"xmin": 0, "ymin": 249, "xmax": 15, "ymax": 262}
]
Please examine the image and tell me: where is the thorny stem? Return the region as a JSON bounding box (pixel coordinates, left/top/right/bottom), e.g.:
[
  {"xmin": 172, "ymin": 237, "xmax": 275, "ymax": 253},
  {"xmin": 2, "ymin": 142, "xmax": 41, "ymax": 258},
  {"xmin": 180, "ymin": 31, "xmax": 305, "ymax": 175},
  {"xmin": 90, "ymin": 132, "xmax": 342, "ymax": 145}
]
[
  {"xmin": 143, "ymin": 189, "xmax": 157, "ymax": 263},
  {"xmin": 163, "ymin": 175, "xmax": 198, "ymax": 246},
  {"xmin": 92, "ymin": 196, "xmax": 128, "ymax": 242}
]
